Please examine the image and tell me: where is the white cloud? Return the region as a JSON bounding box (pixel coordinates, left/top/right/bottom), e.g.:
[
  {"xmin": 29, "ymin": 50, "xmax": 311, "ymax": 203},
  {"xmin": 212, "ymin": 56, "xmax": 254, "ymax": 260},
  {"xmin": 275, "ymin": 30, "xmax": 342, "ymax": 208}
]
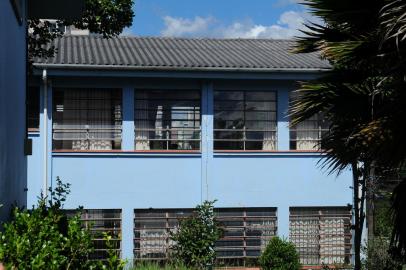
[
  {"xmin": 160, "ymin": 11, "xmax": 319, "ymax": 39},
  {"xmin": 273, "ymin": 0, "xmax": 301, "ymax": 7},
  {"xmin": 120, "ymin": 27, "xmax": 134, "ymax": 36},
  {"xmin": 161, "ymin": 16, "xmax": 215, "ymax": 37}
]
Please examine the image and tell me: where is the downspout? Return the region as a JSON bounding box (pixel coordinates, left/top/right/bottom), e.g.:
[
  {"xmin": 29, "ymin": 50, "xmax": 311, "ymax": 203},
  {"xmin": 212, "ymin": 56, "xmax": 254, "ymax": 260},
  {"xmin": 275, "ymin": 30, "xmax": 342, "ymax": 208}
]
[{"xmin": 42, "ymin": 69, "xmax": 48, "ymax": 196}]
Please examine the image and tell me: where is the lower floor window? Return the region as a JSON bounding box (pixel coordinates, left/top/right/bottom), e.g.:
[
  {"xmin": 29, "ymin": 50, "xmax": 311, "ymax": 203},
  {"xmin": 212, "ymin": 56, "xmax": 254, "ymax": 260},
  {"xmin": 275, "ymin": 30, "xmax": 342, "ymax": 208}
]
[
  {"xmin": 133, "ymin": 207, "xmax": 277, "ymax": 266},
  {"xmin": 66, "ymin": 209, "xmax": 122, "ymax": 260},
  {"xmin": 289, "ymin": 207, "xmax": 352, "ymax": 266}
]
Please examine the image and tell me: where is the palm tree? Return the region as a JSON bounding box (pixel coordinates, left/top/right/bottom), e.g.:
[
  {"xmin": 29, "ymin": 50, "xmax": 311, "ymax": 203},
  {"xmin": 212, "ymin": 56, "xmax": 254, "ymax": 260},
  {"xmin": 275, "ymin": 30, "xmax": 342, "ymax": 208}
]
[{"xmin": 290, "ymin": 0, "xmax": 406, "ymax": 268}]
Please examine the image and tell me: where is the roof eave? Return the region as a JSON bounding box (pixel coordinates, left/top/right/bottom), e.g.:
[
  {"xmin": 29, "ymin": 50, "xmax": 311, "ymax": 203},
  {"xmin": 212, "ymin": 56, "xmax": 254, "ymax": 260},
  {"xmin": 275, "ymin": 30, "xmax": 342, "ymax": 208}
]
[{"xmin": 33, "ymin": 63, "xmax": 332, "ymax": 73}]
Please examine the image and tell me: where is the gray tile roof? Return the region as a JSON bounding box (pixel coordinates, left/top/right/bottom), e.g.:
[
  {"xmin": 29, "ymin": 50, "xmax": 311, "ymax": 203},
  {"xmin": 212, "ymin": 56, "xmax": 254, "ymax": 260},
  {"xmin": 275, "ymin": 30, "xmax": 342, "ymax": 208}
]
[{"xmin": 34, "ymin": 35, "xmax": 331, "ymax": 71}]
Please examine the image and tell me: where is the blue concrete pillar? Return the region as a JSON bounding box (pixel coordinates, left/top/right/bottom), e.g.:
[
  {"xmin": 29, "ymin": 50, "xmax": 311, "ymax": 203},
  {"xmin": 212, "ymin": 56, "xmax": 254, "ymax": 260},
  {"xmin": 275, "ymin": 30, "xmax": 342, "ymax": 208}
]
[
  {"xmin": 278, "ymin": 205, "xmax": 290, "ymax": 239},
  {"xmin": 121, "ymin": 207, "xmax": 134, "ymax": 263},
  {"xmin": 122, "ymin": 86, "xmax": 135, "ymax": 151},
  {"xmin": 47, "ymin": 83, "xmax": 53, "ymax": 191},
  {"xmin": 277, "ymin": 88, "xmax": 290, "ymax": 151},
  {"xmin": 201, "ymin": 82, "xmax": 214, "ymax": 202}
]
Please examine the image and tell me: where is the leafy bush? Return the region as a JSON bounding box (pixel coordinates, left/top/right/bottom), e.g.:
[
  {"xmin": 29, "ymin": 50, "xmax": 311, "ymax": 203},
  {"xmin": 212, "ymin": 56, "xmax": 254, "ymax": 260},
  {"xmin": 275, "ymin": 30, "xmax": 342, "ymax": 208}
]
[
  {"xmin": 361, "ymin": 237, "xmax": 404, "ymax": 270},
  {"xmin": 259, "ymin": 237, "xmax": 301, "ymax": 270},
  {"xmin": 0, "ymin": 177, "xmax": 125, "ymax": 270},
  {"xmin": 169, "ymin": 200, "xmax": 222, "ymax": 269},
  {"xmin": 130, "ymin": 262, "xmax": 193, "ymax": 270}
]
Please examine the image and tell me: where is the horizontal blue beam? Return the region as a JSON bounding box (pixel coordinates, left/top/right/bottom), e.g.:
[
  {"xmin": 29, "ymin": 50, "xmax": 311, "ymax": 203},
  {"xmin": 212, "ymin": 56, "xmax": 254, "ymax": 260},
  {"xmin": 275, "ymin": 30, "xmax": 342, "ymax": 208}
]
[{"xmin": 32, "ymin": 69, "xmax": 325, "ymax": 81}]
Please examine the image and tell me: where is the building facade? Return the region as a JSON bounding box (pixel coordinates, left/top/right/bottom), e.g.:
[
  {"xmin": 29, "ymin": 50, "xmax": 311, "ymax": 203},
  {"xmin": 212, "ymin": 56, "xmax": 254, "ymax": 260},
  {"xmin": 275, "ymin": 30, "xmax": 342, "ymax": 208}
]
[
  {"xmin": 27, "ymin": 35, "xmax": 353, "ymax": 267},
  {"xmin": 0, "ymin": 0, "xmax": 28, "ymax": 221}
]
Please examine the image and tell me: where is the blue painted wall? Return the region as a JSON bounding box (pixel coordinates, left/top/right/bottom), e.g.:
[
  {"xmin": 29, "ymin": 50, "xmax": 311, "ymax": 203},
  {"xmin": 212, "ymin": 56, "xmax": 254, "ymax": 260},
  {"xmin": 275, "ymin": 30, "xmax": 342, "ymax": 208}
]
[
  {"xmin": 0, "ymin": 0, "xmax": 27, "ymax": 221},
  {"xmin": 27, "ymin": 77, "xmax": 352, "ymax": 260}
]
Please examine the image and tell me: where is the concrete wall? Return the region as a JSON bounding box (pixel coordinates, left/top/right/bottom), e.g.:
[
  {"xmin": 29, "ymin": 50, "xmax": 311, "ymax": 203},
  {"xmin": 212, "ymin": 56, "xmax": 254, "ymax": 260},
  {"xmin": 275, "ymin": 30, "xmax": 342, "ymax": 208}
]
[
  {"xmin": 27, "ymin": 77, "xmax": 352, "ymax": 260},
  {"xmin": 0, "ymin": 0, "xmax": 27, "ymax": 221}
]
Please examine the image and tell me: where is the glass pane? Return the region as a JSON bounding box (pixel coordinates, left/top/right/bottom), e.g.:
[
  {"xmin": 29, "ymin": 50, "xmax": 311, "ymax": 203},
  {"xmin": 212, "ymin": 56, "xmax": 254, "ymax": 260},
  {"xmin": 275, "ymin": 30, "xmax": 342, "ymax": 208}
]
[
  {"xmin": 214, "ymin": 111, "xmax": 244, "ymax": 122},
  {"xmin": 27, "ymin": 87, "xmax": 40, "ymax": 130},
  {"xmin": 245, "ymin": 91, "xmax": 276, "ymax": 101},
  {"xmin": 214, "ymin": 130, "xmax": 243, "ymax": 140},
  {"xmin": 245, "ymin": 101, "xmax": 276, "ymax": 111},
  {"xmin": 245, "ymin": 112, "xmax": 276, "ymax": 121},
  {"xmin": 135, "ymin": 90, "xmax": 201, "ymax": 150},
  {"xmin": 214, "ymin": 100, "xmax": 244, "ymax": 110},
  {"xmin": 52, "ymin": 88, "xmax": 122, "ymax": 150},
  {"xmin": 214, "ymin": 90, "xmax": 277, "ymax": 151},
  {"xmin": 214, "ymin": 91, "xmax": 243, "ymax": 100},
  {"xmin": 214, "ymin": 141, "xmax": 244, "ymax": 150},
  {"xmin": 244, "ymin": 141, "xmax": 263, "ymax": 150},
  {"xmin": 214, "ymin": 120, "xmax": 244, "ymax": 130}
]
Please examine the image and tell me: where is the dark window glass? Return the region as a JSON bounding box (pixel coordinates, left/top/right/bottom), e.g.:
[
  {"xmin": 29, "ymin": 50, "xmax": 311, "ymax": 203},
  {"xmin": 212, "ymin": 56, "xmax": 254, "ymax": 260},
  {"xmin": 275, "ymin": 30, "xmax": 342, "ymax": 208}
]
[
  {"xmin": 134, "ymin": 90, "xmax": 201, "ymax": 150},
  {"xmin": 214, "ymin": 91, "xmax": 277, "ymax": 150},
  {"xmin": 27, "ymin": 87, "xmax": 40, "ymax": 130}
]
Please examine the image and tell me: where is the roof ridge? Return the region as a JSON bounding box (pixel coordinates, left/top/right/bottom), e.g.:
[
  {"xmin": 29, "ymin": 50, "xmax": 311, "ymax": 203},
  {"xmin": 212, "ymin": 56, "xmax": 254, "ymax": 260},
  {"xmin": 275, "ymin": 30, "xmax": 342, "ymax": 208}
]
[{"xmin": 61, "ymin": 34, "xmax": 295, "ymax": 42}]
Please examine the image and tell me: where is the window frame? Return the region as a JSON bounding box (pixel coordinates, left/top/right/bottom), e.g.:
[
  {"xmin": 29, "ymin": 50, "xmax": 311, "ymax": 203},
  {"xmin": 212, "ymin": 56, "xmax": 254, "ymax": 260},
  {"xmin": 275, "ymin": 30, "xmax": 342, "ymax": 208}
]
[
  {"xmin": 133, "ymin": 207, "xmax": 277, "ymax": 265},
  {"xmin": 66, "ymin": 209, "xmax": 122, "ymax": 261},
  {"xmin": 134, "ymin": 89, "xmax": 202, "ymax": 152},
  {"xmin": 213, "ymin": 90, "xmax": 278, "ymax": 152},
  {"xmin": 289, "ymin": 206, "xmax": 352, "ymax": 267},
  {"xmin": 52, "ymin": 88, "xmax": 123, "ymax": 151}
]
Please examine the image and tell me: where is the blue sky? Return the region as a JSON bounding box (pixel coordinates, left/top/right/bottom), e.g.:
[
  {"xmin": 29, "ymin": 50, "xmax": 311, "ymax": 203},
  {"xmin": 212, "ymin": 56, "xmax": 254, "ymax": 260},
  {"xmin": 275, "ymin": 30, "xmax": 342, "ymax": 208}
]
[{"xmin": 123, "ymin": 0, "xmax": 316, "ymax": 39}]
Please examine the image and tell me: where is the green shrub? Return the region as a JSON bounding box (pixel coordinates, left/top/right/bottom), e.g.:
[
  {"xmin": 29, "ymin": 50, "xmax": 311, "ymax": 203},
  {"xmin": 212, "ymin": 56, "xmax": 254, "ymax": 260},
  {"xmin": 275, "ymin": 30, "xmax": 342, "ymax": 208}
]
[
  {"xmin": 259, "ymin": 237, "xmax": 301, "ymax": 270},
  {"xmin": 0, "ymin": 177, "xmax": 125, "ymax": 270},
  {"xmin": 361, "ymin": 237, "xmax": 404, "ymax": 270},
  {"xmin": 169, "ymin": 200, "xmax": 222, "ymax": 269},
  {"xmin": 129, "ymin": 262, "xmax": 193, "ymax": 270}
]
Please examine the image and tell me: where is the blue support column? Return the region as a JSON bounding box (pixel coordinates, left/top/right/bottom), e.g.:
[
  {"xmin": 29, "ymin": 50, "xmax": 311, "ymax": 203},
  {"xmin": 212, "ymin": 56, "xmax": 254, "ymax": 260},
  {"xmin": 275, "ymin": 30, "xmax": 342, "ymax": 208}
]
[
  {"xmin": 122, "ymin": 86, "xmax": 135, "ymax": 151},
  {"xmin": 278, "ymin": 205, "xmax": 290, "ymax": 239},
  {"xmin": 277, "ymin": 88, "xmax": 290, "ymax": 150},
  {"xmin": 47, "ymin": 83, "xmax": 53, "ymax": 191},
  {"xmin": 201, "ymin": 82, "xmax": 214, "ymax": 202},
  {"xmin": 121, "ymin": 207, "xmax": 134, "ymax": 263}
]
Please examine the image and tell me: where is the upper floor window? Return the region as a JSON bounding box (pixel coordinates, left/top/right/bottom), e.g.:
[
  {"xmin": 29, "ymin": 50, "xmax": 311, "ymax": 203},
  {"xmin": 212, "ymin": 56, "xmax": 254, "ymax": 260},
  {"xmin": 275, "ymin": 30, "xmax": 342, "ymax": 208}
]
[
  {"xmin": 53, "ymin": 88, "xmax": 122, "ymax": 151},
  {"xmin": 289, "ymin": 114, "xmax": 329, "ymax": 151},
  {"xmin": 27, "ymin": 86, "xmax": 40, "ymax": 131},
  {"xmin": 214, "ymin": 91, "xmax": 277, "ymax": 151},
  {"xmin": 134, "ymin": 90, "xmax": 201, "ymax": 151}
]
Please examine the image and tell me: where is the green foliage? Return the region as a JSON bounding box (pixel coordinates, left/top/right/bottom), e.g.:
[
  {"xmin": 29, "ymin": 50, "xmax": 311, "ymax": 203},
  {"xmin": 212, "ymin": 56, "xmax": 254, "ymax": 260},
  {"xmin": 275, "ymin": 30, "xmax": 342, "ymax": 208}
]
[
  {"xmin": 129, "ymin": 262, "xmax": 193, "ymax": 270},
  {"xmin": 0, "ymin": 177, "xmax": 125, "ymax": 270},
  {"xmin": 361, "ymin": 237, "xmax": 404, "ymax": 270},
  {"xmin": 28, "ymin": 0, "xmax": 134, "ymax": 62},
  {"xmin": 291, "ymin": 0, "xmax": 406, "ymax": 262},
  {"xmin": 103, "ymin": 233, "xmax": 127, "ymax": 270},
  {"xmin": 258, "ymin": 237, "xmax": 300, "ymax": 270},
  {"xmin": 169, "ymin": 200, "xmax": 222, "ymax": 269}
]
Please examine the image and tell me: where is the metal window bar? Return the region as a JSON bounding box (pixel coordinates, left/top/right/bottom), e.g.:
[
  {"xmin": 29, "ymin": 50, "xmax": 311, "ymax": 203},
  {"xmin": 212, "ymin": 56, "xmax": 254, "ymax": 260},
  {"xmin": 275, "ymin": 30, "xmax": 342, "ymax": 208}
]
[
  {"xmin": 133, "ymin": 208, "xmax": 277, "ymax": 266},
  {"xmin": 65, "ymin": 209, "xmax": 122, "ymax": 261},
  {"xmin": 214, "ymin": 90, "xmax": 277, "ymax": 151},
  {"xmin": 289, "ymin": 207, "xmax": 352, "ymax": 267},
  {"xmin": 289, "ymin": 127, "xmax": 329, "ymax": 151},
  {"xmin": 134, "ymin": 90, "xmax": 201, "ymax": 151},
  {"xmin": 53, "ymin": 88, "xmax": 122, "ymax": 151},
  {"xmin": 213, "ymin": 128, "xmax": 278, "ymax": 151},
  {"xmin": 134, "ymin": 127, "xmax": 201, "ymax": 150}
]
